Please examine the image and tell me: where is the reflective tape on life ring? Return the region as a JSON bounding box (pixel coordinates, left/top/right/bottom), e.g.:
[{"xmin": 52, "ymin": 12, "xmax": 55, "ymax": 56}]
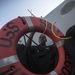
[
  {"xmin": 50, "ymin": 71, "xmax": 58, "ymax": 75},
  {"xmin": 55, "ymin": 40, "xmax": 64, "ymax": 48},
  {"xmin": 0, "ymin": 55, "xmax": 19, "ymax": 68},
  {"xmin": 25, "ymin": 17, "xmax": 34, "ymax": 31},
  {"xmin": 0, "ymin": 16, "xmax": 72, "ymax": 75}
]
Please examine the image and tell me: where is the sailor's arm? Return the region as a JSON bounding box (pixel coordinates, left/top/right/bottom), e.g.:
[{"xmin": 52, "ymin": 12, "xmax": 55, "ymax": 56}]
[{"xmin": 26, "ymin": 32, "xmax": 35, "ymax": 48}]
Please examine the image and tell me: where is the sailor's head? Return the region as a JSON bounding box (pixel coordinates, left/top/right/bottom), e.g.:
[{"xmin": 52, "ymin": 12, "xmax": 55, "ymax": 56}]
[{"xmin": 38, "ymin": 33, "xmax": 47, "ymax": 45}]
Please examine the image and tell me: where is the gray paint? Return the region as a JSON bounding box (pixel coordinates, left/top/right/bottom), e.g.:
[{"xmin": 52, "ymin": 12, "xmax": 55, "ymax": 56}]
[{"xmin": 45, "ymin": 0, "xmax": 75, "ymax": 35}]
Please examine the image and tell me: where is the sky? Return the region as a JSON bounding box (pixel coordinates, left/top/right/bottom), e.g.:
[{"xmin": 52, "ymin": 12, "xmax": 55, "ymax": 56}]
[{"xmin": 0, "ymin": 0, "xmax": 64, "ymax": 28}]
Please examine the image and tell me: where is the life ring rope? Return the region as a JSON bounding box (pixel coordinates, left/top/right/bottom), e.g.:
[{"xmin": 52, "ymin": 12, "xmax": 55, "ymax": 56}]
[
  {"xmin": 51, "ymin": 22, "xmax": 73, "ymax": 40},
  {"xmin": 42, "ymin": 20, "xmax": 73, "ymax": 39}
]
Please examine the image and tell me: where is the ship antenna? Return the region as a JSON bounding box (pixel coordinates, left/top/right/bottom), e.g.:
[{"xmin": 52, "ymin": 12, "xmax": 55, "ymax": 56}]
[{"xmin": 27, "ymin": 9, "xmax": 35, "ymax": 17}]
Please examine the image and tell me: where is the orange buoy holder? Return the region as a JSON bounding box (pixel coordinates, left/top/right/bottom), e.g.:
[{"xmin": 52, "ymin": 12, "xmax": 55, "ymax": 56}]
[{"xmin": 0, "ymin": 16, "xmax": 72, "ymax": 75}]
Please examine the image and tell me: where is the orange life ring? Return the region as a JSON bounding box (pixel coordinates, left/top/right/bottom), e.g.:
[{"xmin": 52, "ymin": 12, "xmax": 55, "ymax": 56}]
[{"xmin": 0, "ymin": 16, "xmax": 72, "ymax": 75}]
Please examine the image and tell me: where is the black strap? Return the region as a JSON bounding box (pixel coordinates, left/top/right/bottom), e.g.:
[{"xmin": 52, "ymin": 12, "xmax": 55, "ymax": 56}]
[
  {"xmin": 0, "ymin": 66, "xmax": 21, "ymax": 75},
  {"xmin": 18, "ymin": 16, "xmax": 26, "ymax": 24},
  {"xmin": 8, "ymin": 68, "xmax": 21, "ymax": 75},
  {"xmin": 0, "ymin": 66, "xmax": 15, "ymax": 75}
]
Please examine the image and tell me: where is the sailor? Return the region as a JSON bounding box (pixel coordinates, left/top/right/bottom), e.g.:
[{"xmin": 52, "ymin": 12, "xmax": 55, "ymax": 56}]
[{"xmin": 17, "ymin": 32, "xmax": 58, "ymax": 74}]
